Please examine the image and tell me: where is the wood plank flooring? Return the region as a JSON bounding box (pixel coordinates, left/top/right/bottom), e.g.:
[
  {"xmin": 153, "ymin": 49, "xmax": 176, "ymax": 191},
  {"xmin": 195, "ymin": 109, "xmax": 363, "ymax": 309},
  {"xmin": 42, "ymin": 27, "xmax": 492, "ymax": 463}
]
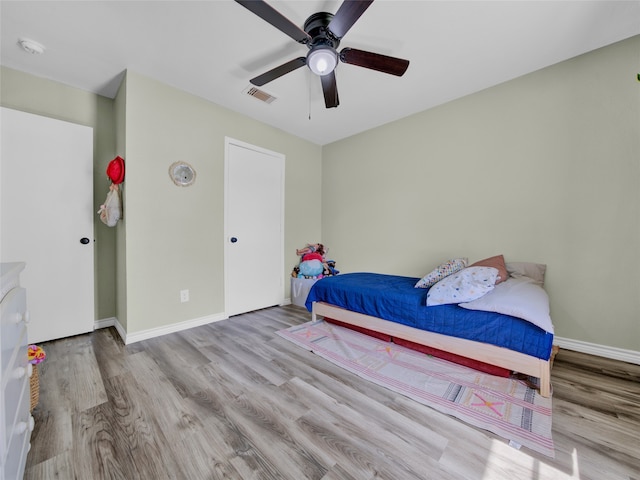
[{"xmin": 25, "ymin": 305, "xmax": 640, "ymax": 479}]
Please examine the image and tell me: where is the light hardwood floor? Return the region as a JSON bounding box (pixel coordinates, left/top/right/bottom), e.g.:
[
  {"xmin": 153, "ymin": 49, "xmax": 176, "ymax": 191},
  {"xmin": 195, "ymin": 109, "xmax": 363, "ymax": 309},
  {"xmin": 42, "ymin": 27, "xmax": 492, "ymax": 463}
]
[{"xmin": 25, "ymin": 305, "xmax": 640, "ymax": 479}]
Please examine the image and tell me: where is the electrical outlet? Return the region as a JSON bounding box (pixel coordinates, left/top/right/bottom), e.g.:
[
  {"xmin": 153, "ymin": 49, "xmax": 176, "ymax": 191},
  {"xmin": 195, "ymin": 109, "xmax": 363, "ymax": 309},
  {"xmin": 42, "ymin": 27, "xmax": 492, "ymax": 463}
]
[{"xmin": 180, "ymin": 289, "xmax": 189, "ymax": 303}]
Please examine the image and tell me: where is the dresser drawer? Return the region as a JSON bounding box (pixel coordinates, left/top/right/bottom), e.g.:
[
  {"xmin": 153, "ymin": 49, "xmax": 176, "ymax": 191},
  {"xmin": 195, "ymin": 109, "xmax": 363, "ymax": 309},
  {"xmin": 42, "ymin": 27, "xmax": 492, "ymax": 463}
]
[
  {"xmin": 3, "ymin": 380, "xmax": 32, "ymax": 480},
  {"xmin": 0, "ymin": 263, "xmax": 29, "ymax": 479},
  {"xmin": 0, "ymin": 263, "xmax": 24, "ymax": 301},
  {"xmin": 1, "ymin": 288, "xmax": 28, "ymax": 370},
  {"xmin": 3, "ymin": 340, "xmax": 29, "ymax": 444}
]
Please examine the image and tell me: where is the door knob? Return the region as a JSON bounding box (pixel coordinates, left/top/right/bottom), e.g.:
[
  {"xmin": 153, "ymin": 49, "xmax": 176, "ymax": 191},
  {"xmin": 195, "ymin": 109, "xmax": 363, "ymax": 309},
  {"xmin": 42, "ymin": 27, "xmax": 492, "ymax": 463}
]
[
  {"xmin": 80, "ymin": 237, "xmax": 90, "ymax": 244},
  {"xmin": 230, "ymin": 237, "xmax": 238, "ymax": 243}
]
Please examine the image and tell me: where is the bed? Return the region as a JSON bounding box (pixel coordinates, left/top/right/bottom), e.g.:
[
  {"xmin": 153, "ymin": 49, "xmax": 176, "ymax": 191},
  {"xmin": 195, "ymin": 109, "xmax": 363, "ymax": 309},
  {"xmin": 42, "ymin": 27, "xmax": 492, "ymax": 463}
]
[{"xmin": 305, "ymin": 265, "xmax": 555, "ymax": 397}]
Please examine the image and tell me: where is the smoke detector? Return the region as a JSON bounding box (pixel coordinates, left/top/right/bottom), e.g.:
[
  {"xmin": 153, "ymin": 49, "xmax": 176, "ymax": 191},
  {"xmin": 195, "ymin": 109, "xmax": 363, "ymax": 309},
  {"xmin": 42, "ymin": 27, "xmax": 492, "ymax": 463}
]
[{"xmin": 18, "ymin": 38, "xmax": 45, "ymax": 55}]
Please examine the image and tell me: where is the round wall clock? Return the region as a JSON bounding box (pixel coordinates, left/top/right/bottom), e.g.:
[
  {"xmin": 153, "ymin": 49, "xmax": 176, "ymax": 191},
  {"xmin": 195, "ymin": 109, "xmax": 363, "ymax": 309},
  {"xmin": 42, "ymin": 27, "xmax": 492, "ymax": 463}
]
[{"xmin": 169, "ymin": 161, "xmax": 196, "ymax": 187}]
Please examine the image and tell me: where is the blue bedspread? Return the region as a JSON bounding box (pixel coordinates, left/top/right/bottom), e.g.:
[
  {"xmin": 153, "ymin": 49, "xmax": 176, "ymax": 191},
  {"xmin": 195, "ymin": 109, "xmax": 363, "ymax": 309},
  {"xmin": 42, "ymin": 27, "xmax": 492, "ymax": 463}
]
[{"xmin": 305, "ymin": 273, "xmax": 553, "ymax": 360}]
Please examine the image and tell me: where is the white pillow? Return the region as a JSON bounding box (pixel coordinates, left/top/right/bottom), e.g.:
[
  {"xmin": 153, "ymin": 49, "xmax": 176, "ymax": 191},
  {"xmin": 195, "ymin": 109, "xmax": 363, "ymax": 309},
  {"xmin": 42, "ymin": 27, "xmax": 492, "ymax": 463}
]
[
  {"xmin": 505, "ymin": 262, "xmax": 546, "ymax": 286},
  {"xmin": 458, "ymin": 277, "xmax": 554, "ymax": 333},
  {"xmin": 426, "ymin": 266, "xmax": 498, "ymax": 306}
]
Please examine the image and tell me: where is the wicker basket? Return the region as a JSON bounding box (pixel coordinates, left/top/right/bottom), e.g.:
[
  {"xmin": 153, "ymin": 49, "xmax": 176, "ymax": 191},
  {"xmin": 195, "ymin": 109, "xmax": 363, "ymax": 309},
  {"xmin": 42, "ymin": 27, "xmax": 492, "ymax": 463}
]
[{"xmin": 30, "ymin": 365, "xmax": 39, "ymax": 411}]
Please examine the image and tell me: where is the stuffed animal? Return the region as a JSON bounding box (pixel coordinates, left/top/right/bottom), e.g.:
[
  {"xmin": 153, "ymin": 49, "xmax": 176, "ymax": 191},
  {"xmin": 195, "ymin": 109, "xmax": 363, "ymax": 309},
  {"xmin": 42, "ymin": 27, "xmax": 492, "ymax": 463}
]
[
  {"xmin": 27, "ymin": 345, "xmax": 46, "ymax": 365},
  {"xmin": 323, "ymin": 260, "xmax": 339, "ymax": 276},
  {"xmin": 299, "ymin": 251, "xmax": 325, "ymax": 277},
  {"xmin": 294, "ymin": 243, "xmax": 339, "ymax": 278},
  {"xmin": 296, "ymin": 243, "xmax": 322, "ymax": 256}
]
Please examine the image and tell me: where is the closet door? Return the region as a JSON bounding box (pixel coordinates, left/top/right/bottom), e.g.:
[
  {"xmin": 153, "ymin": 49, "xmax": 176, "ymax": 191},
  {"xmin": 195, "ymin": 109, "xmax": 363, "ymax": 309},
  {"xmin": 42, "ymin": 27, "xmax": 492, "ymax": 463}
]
[
  {"xmin": 1, "ymin": 107, "xmax": 95, "ymax": 343},
  {"xmin": 224, "ymin": 138, "xmax": 284, "ymax": 316}
]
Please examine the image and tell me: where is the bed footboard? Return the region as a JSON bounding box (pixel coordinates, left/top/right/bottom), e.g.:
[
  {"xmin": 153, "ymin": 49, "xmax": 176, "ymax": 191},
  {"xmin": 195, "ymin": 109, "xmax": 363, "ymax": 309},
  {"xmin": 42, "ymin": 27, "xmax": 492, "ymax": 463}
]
[{"xmin": 312, "ymin": 301, "xmax": 552, "ymax": 397}]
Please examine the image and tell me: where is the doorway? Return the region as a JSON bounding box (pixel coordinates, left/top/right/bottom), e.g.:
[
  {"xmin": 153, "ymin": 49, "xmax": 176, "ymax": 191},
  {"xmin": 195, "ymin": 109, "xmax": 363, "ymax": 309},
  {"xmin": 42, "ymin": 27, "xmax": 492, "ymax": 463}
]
[
  {"xmin": 1, "ymin": 107, "xmax": 95, "ymax": 343},
  {"xmin": 224, "ymin": 138, "xmax": 284, "ymax": 316}
]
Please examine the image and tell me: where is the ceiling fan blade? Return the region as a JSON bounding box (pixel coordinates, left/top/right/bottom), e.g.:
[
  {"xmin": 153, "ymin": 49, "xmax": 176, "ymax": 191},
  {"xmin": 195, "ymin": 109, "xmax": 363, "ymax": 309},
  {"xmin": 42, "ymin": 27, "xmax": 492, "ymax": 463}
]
[
  {"xmin": 320, "ymin": 71, "xmax": 339, "ymax": 108},
  {"xmin": 250, "ymin": 57, "xmax": 307, "ymax": 86},
  {"xmin": 339, "ymin": 48, "xmax": 409, "ymax": 76},
  {"xmin": 328, "ymin": 0, "xmax": 374, "ymax": 39},
  {"xmin": 235, "ymin": 0, "xmax": 311, "ymax": 44}
]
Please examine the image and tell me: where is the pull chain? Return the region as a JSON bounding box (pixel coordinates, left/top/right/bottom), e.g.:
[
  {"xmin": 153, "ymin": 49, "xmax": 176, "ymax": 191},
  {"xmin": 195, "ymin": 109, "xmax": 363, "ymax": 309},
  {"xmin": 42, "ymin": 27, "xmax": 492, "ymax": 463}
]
[{"xmin": 308, "ymin": 71, "xmax": 312, "ymax": 120}]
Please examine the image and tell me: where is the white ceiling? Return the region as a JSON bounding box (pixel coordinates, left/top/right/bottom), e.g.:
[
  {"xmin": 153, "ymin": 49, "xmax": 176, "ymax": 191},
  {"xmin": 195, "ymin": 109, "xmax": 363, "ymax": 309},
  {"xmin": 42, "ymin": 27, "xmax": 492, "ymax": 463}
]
[{"xmin": 2, "ymin": 1, "xmax": 639, "ymax": 145}]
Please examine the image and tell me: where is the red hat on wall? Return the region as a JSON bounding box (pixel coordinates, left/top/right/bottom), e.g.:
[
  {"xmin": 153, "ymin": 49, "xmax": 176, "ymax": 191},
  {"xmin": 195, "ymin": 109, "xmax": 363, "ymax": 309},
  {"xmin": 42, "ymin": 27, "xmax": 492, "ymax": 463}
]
[{"xmin": 106, "ymin": 156, "xmax": 125, "ymax": 184}]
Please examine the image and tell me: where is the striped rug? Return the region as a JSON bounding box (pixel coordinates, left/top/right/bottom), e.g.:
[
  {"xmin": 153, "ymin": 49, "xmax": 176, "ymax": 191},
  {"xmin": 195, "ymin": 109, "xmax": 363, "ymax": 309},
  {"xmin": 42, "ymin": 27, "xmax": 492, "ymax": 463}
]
[{"xmin": 277, "ymin": 319, "xmax": 554, "ymax": 457}]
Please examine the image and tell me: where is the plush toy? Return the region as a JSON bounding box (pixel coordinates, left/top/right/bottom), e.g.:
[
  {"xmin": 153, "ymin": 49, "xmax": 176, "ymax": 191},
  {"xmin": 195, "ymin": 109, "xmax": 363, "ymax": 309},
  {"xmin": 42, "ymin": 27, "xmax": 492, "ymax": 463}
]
[
  {"xmin": 299, "ymin": 251, "xmax": 325, "ymax": 277},
  {"xmin": 294, "ymin": 243, "xmax": 340, "ymax": 278},
  {"xmin": 324, "ymin": 260, "xmax": 339, "ymax": 276},
  {"xmin": 27, "ymin": 345, "xmax": 46, "ymax": 365},
  {"xmin": 296, "ymin": 243, "xmax": 322, "ymax": 256}
]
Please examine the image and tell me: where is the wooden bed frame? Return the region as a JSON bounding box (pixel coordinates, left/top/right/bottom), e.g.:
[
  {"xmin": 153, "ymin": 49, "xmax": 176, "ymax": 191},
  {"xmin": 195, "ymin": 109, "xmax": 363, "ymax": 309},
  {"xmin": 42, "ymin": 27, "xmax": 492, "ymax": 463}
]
[{"xmin": 311, "ymin": 301, "xmax": 552, "ymax": 397}]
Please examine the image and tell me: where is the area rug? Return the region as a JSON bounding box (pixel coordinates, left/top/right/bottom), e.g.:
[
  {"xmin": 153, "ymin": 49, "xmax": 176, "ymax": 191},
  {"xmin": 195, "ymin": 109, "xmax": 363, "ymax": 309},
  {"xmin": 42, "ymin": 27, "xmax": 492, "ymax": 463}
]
[{"xmin": 277, "ymin": 319, "xmax": 554, "ymax": 457}]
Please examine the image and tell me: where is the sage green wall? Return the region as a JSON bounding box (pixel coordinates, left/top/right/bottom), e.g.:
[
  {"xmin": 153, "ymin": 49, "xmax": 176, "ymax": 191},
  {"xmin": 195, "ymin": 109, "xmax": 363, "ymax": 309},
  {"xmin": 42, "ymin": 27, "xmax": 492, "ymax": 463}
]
[
  {"xmin": 121, "ymin": 71, "xmax": 321, "ymax": 334},
  {"xmin": 321, "ymin": 36, "xmax": 640, "ymax": 351},
  {"xmin": 0, "ymin": 66, "xmax": 117, "ymax": 321},
  {"xmin": 114, "ymin": 74, "xmax": 128, "ymax": 331},
  {"xmin": 4, "ymin": 34, "xmax": 637, "ymax": 351}
]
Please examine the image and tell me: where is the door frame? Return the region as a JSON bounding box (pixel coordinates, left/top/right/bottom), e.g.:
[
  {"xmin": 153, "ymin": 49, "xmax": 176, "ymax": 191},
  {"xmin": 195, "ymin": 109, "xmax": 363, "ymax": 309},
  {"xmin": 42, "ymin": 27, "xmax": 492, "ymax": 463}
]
[{"xmin": 223, "ymin": 136, "xmax": 285, "ymax": 316}]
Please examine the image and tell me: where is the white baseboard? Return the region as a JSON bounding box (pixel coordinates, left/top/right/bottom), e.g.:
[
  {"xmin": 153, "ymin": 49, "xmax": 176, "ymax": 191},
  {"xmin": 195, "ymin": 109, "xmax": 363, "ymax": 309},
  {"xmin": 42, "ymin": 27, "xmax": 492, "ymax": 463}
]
[
  {"xmin": 124, "ymin": 313, "xmax": 228, "ymax": 345},
  {"xmin": 554, "ymin": 336, "xmax": 640, "ymax": 365},
  {"xmin": 94, "ymin": 313, "xmax": 228, "ymax": 345},
  {"xmin": 113, "ymin": 318, "xmax": 128, "ymax": 344},
  {"xmin": 94, "ymin": 317, "xmax": 116, "ymax": 329},
  {"xmin": 94, "ymin": 316, "xmax": 126, "ymax": 343},
  {"xmin": 95, "ymin": 315, "xmax": 639, "ymax": 365}
]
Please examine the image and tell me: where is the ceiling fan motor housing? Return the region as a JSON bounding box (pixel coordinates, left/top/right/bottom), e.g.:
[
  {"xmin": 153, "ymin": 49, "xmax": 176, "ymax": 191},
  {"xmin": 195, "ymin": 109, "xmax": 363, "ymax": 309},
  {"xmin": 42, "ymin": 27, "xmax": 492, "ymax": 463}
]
[{"xmin": 304, "ymin": 12, "xmax": 340, "ymax": 49}]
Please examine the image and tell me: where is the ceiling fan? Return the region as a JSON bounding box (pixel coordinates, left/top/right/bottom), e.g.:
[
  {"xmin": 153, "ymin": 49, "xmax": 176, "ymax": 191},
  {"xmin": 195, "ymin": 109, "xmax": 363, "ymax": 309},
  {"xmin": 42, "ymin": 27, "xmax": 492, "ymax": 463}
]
[{"xmin": 235, "ymin": 0, "xmax": 410, "ymax": 108}]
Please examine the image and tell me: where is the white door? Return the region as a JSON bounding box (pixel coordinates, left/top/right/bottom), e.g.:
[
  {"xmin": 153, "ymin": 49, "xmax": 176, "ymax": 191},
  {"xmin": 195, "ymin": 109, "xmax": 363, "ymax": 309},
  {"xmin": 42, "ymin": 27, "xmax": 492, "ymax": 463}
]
[
  {"xmin": 225, "ymin": 138, "xmax": 284, "ymax": 316},
  {"xmin": 1, "ymin": 107, "xmax": 95, "ymax": 343}
]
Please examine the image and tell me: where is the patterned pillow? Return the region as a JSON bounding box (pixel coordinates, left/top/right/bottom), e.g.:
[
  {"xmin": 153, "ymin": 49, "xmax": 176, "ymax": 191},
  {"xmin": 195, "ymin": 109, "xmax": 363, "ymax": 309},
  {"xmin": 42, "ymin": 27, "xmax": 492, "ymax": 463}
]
[
  {"xmin": 470, "ymin": 254, "xmax": 508, "ymax": 284},
  {"xmin": 426, "ymin": 266, "xmax": 499, "ymax": 306},
  {"xmin": 414, "ymin": 258, "xmax": 468, "ymax": 288}
]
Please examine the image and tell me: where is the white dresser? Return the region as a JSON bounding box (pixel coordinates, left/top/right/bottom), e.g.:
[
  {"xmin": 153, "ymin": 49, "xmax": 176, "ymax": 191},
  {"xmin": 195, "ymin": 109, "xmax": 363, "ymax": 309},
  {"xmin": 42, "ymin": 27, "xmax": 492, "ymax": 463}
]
[{"xmin": 1, "ymin": 262, "xmax": 33, "ymax": 480}]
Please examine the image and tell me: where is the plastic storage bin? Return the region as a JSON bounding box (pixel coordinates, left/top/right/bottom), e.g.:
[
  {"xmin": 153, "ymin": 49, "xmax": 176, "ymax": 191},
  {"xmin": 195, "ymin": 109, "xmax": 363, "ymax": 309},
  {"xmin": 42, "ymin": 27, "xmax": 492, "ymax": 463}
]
[{"xmin": 291, "ymin": 277, "xmax": 319, "ymax": 308}]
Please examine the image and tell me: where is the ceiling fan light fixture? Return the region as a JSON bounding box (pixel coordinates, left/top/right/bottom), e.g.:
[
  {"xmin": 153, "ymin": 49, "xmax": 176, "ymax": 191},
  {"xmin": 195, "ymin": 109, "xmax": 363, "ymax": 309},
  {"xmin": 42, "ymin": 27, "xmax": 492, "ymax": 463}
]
[{"xmin": 307, "ymin": 45, "xmax": 337, "ymax": 76}]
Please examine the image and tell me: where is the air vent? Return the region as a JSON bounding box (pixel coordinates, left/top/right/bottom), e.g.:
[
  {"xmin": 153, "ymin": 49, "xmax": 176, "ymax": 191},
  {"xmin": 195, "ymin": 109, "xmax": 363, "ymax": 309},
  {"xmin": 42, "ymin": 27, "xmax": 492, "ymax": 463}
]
[{"xmin": 244, "ymin": 86, "xmax": 277, "ymax": 104}]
